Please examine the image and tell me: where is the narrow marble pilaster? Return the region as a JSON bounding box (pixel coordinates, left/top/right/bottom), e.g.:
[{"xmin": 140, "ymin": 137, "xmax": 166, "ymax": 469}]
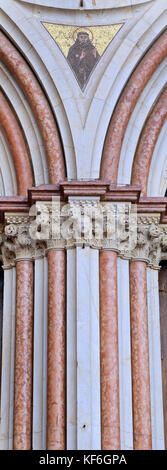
[
  {"xmin": 117, "ymin": 258, "xmax": 133, "ymax": 450},
  {"xmin": 46, "ymin": 250, "xmax": 66, "ymax": 450},
  {"xmin": 66, "ymin": 249, "xmax": 77, "ymax": 450},
  {"xmin": 130, "ymin": 261, "xmax": 152, "ymax": 450},
  {"xmin": 66, "ymin": 246, "xmax": 101, "ymax": 450},
  {"xmin": 76, "ymin": 246, "xmax": 101, "ymax": 450},
  {"xmin": 0, "ymin": 268, "xmax": 16, "ymax": 450},
  {"xmin": 13, "ymin": 260, "xmax": 34, "ymax": 450},
  {"xmin": 9, "ymin": 268, "xmax": 16, "ymax": 450},
  {"xmin": 147, "ymin": 268, "xmax": 165, "ymax": 449},
  {"xmin": 33, "ymin": 258, "xmax": 48, "ymax": 450},
  {"xmin": 100, "ymin": 250, "xmax": 120, "ymax": 450}
]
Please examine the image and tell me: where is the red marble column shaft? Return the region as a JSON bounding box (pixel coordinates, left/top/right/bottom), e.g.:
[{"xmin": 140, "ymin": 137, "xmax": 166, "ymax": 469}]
[
  {"xmin": 131, "ymin": 87, "xmax": 167, "ymax": 195},
  {"xmin": 130, "ymin": 261, "xmax": 152, "ymax": 450},
  {"xmin": 47, "ymin": 250, "xmax": 66, "ymax": 450},
  {"xmin": 0, "ymin": 92, "xmax": 33, "ymax": 195},
  {"xmin": 99, "ymin": 250, "xmax": 120, "ymax": 450},
  {"xmin": 101, "ymin": 30, "xmax": 167, "ymax": 182},
  {"xmin": 13, "ymin": 261, "xmax": 34, "ymax": 450}
]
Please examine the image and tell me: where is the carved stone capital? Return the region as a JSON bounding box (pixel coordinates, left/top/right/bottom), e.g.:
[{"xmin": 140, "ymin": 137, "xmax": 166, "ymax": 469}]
[
  {"xmin": 1, "ymin": 241, "xmax": 15, "ymax": 270},
  {"xmin": 125, "ymin": 214, "xmax": 166, "ymax": 269},
  {"xmin": 1, "ymin": 208, "xmax": 167, "ymax": 270},
  {"xmin": 3, "ymin": 212, "xmax": 46, "ymax": 264},
  {"xmin": 130, "ymin": 223, "xmax": 150, "ymax": 263}
]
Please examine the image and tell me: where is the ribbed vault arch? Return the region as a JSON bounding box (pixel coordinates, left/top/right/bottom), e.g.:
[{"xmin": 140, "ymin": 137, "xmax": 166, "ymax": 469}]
[
  {"xmin": 0, "ymin": 62, "xmax": 49, "ymax": 188},
  {"xmin": 117, "ymin": 58, "xmax": 167, "ymax": 187},
  {"xmin": 0, "ymin": 131, "xmax": 17, "ymax": 196},
  {"xmin": 0, "ymin": 90, "xmax": 33, "ymax": 196},
  {"xmin": 0, "ymin": 31, "xmax": 66, "ymax": 192},
  {"xmin": 100, "ymin": 29, "xmax": 167, "ymax": 186},
  {"xmin": 131, "ymin": 86, "xmax": 167, "ymax": 195},
  {"xmin": 147, "ymin": 119, "xmax": 167, "ymax": 196}
]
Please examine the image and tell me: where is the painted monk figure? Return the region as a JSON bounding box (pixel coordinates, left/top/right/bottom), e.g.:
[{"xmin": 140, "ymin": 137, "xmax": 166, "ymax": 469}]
[{"xmin": 67, "ymin": 31, "xmax": 100, "ymax": 89}]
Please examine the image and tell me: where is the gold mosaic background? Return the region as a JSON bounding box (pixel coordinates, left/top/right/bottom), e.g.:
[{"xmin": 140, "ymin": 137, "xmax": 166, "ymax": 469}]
[{"xmin": 42, "ymin": 23, "xmax": 123, "ymax": 58}]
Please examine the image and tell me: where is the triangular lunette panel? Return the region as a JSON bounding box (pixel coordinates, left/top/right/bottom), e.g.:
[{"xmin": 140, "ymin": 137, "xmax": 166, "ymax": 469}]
[{"xmin": 42, "ymin": 23, "xmax": 124, "ymax": 91}]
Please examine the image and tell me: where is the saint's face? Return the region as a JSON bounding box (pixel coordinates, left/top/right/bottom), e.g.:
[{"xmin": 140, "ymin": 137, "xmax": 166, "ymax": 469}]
[{"xmin": 78, "ymin": 34, "xmax": 89, "ymax": 44}]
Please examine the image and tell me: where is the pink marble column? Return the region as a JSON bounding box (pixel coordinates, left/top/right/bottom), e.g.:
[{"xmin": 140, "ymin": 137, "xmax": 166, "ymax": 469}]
[
  {"xmin": 47, "ymin": 250, "xmax": 66, "ymax": 450},
  {"xmin": 130, "ymin": 261, "xmax": 152, "ymax": 450},
  {"xmin": 13, "ymin": 261, "xmax": 33, "ymax": 450},
  {"xmin": 99, "ymin": 250, "xmax": 120, "ymax": 450}
]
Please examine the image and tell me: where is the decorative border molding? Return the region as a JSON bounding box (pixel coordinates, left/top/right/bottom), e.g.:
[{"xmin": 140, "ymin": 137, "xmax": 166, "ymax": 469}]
[
  {"xmin": 15, "ymin": 0, "xmax": 154, "ymax": 9},
  {"xmin": 0, "ymin": 181, "xmax": 167, "ymax": 216}
]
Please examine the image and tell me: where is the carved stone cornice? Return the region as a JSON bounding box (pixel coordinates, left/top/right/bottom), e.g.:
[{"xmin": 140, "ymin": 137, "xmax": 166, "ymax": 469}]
[{"xmin": 0, "ymin": 183, "xmax": 167, "ymax": 218}]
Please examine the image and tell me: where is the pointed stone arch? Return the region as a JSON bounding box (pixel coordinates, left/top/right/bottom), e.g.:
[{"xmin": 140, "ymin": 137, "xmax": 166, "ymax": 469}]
[
  {"xmin": 0, "ymin": 31, "xmax": 66, "ymax": 187},
  {"xmin": 100, "ymin": 30, "xmax": 167, "ymax": 185}
]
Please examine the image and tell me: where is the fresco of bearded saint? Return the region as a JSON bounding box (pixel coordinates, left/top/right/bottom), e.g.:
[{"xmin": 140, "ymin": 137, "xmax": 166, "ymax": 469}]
[{"xmin": 67, "ymin": 31, "xmax": 100, "ymax": 89}]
